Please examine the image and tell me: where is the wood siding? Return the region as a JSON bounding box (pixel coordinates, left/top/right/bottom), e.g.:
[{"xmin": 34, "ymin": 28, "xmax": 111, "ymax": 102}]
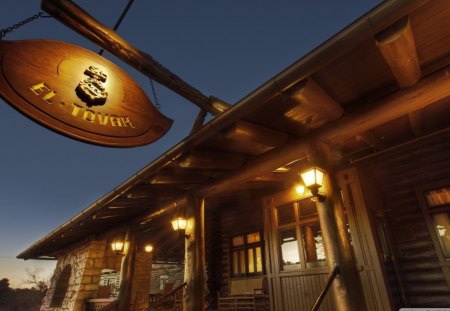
[
  {"xmin": 205, "ymin": 200, "xmax": 265, "ymax": 308},
  {"xmin": 357, "ymin": 130, "xmax": 450, "ymax": 308},
  {"xmin": 277, "ymin": 273, "xmax": 335, "ymax": 311}
]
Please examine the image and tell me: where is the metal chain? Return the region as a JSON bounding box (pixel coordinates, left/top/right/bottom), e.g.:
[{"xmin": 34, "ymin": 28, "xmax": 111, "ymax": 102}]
[
  {"xmin": 0, "ymin": 12, "xmax": 51, "ymax": 39},
  {"xmin": 149, "ymin": 78, "xmax": 161, "ymax": 110}
]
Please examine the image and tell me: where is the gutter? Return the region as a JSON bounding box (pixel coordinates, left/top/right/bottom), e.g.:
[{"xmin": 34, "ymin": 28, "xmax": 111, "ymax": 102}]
[{"xmin": 17, "ymin": 0, "xmax": 428, "ymax": 259}]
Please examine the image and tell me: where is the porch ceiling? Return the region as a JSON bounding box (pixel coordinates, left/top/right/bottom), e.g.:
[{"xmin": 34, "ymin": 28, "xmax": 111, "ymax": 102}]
[{"xmin": 18, "ymin": 0, "xmax": 450, "ymax": 261}]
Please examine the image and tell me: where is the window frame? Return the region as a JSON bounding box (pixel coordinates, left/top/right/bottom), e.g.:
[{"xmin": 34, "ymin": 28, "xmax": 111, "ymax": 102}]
[
  {"xmin": 416, "ymin": 179, "xmax": 450, "ymax": 261},
  {"xmin": 276, "ymin": 198, "xmax": 327, "ymax": 271},
  {"xmin": 229, "ymin": 231, "xmax": 265, "ymax": 278}
]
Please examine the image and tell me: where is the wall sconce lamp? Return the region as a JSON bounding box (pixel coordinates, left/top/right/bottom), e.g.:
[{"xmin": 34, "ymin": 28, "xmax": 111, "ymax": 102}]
[
  {"xmin": 171, "ymin": 216, "xmax": 190, "ymax": 239},
  {"xmin": 300, "ymin": 167, "xmax": 326, "ymax": 202},
  {"xmin": 144, "ymin": 244, "xmax": 154, "ymax": 253},
  {"xmin": 295, "ymin": 183, "xmax": 305, "ymax": 196},
  {"xmin": 111, "ymin": 239, "xmax": 125, "ymax": 255}
]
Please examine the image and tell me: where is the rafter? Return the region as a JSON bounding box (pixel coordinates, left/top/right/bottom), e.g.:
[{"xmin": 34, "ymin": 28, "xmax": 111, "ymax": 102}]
[
  {"xmin": 289, "ymin": 78, "xmax": 344, "ymax": 121},
  {"xmin": 376, "ymin": 16, "xmax": 421, "ymax": 88},
  {"xmin": 223, "ymin": 121, "xmax": 288, "ymax": 148},
  {"xmin": 408, "ymin": 109, "xmax": 423, "ymax": 137}
]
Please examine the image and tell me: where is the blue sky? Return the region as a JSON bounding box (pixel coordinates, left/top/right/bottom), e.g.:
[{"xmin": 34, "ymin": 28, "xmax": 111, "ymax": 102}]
[{"xmin": 0, "ymin": 0, "xmax": 380, "ymax": 287}]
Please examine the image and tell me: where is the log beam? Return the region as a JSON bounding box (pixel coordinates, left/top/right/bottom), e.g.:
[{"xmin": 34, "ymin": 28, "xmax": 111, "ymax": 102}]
[
  {"xmin": 408, "ymin": 109, "xmax": 423, "ymax": 137},
  {"xmin": 376, "ymin": 16, "xmax": 421, "ymax": 88},
  {"xmin": 149, "ymin": 172, "xmax": 211, "ymax": 185},
  {"xmin": 126, "ymin": 185, "xmax": 186, "ymax": 199},
  {"xmin": 224, "ymin": 121, "xmax": 289, "ymax": 148},
  {"xmin": 183, "ymin": 197, "xmax": 205, "ymax": 311},
  {"xmin": 137, "ymin": 65, "xmax": 450, "ymax": 223},
  {"xmin": 175, "ymin": 149, "xmax": 245, "ymax": 170},
  {"xmin": 41, "ymin": 0, "xmax": 229, "ymax": 115},
  {"xmin": 289, "ymin": 78, "xmax": 344, "ymax": 121},
  {"xmin": 357, "ymin": 131, "xmax": 384, "ymax": 151},
  {"xmin": 118, "ymin": 226, "xmax": 137, "ymax": 311}
]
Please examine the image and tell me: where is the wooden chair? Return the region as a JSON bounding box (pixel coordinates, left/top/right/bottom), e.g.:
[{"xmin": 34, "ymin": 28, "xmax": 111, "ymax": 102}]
[{"xmin": 217, "ymin": 277, "xmax": 268, "ymax": 311}]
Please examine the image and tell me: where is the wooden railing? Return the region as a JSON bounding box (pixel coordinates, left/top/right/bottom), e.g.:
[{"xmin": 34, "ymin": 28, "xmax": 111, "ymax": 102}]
[
  {"xmin": 310, "ymin": 266, "xmax": 340, "ymax": 311},
  {"xmin": 145, "ymin": 282, "xmax": 187, "ymax": 311}
]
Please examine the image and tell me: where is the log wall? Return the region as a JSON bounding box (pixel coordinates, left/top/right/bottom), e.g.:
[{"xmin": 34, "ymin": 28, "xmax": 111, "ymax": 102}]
[{"xmin": 357, "ymin": 129, "xmax": 450, "ymax": 308}]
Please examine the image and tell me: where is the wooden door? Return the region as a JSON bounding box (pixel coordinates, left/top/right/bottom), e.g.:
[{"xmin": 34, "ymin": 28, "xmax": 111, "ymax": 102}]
[
  {"xmin": 263, "ymin": 188, "xmax": 336, "ymax": 311},
  {"xmin": 336, "ymin": 167, "xmax": 393, "ymax": 311}
]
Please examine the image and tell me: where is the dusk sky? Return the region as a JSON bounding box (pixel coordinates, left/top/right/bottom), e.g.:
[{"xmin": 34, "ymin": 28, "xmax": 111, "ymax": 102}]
[{"xmin": 0, "ymin": 0, "xmax": 380, "ymax": 287}]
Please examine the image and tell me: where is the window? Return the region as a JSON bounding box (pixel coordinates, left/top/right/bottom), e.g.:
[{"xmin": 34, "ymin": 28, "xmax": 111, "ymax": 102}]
[
  {"xmin": 277, "ymin": 199, "xmax": 326, "ymax": 270},
  {"xmin": 423, "ymin": 186, "xmax": 450, "ymax": 257},
  {"xmin": 230, "ymin": 232, "xmax": 264, "ymax": 277}
]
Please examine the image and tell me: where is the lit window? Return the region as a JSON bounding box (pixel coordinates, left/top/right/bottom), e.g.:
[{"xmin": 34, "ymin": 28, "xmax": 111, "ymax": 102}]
[
  {"xmin": 230, "ymin": 232, "xmax": 264, "ymax": 277},
  {"xmin": 277, "ymin": 199, "xmax": 326, "ymax": 270},
  {"xmin": 424, "ymin": 186, "xmax": 450, "ymax": 257}
]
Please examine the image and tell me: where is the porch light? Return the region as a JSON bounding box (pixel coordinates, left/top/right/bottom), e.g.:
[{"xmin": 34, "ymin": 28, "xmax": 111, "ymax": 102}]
[
  {"xmin": 111, "ymin": 240, "xmax": 124, "ymax": 254},
  {"xmin": 171, "ymin": 217, "xmax": 190, "ymax": 239},
  {"xmin": 144, "ymin": 244, "xmax": 154, "ymax": 253},
  {"xmin": 295, "ymin": 184, "xmax": 305, "ymax": 195},
  {"xmin": 300, "ymin": 167, "xmax": 326, "ymax": 201}
]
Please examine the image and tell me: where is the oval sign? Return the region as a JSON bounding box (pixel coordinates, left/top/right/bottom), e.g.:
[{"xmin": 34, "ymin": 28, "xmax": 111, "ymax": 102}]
[{"xmin": 0, "ymin": 40, "xmax": 172, "ymax": 147}]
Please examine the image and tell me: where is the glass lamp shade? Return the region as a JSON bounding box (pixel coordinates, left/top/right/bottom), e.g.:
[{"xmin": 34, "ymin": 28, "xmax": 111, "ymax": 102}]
[
  {"xmin": 295, "ymin": 184, "xmax": 305, "ymax": 195},
  {"xmin": 111, "ymin": 240, "xmax": 124, "ymax": 252},
  {"xmin": 144, "ymin": 244, "xmax": 153, "ymax": 253},
  {"xmin": 171, "ymin": 217, "xmax": 187, "ymax": 231},
  {"xmin": 300, "ymin": 167, "xmax": 325, "ymax": 191}
]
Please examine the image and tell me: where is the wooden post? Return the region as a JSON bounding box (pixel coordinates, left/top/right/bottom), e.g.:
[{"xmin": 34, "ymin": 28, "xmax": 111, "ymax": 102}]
[
  {"xmin": 41, "ymin": 0, "xmax": 230, "ymax": 116},
  {"xmin": 118, "ymin": 226, "xmax": 137, "ymax": 311},
  {"xmin": 183, "ymin": 197, "xmax": 206, "ymax": 311},
  {"xmin": 316, "ymin": 178, "xmax": 367, "ymax": 311}
]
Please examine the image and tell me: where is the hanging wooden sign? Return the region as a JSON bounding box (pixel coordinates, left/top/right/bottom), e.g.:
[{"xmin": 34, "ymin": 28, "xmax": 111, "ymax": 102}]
[{"xmin": 0, "ymin": 39, "xmax": 172, "ymax": 147}]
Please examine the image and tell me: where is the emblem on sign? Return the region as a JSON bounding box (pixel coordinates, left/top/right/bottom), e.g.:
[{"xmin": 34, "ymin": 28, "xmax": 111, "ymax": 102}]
[
  {"xmin": 76, "ymin": 66, "xmax": 108, "ymax": 106},
  {"xmin": 0, "ymin": 39, "xmax": 173, "ymax": 147}
]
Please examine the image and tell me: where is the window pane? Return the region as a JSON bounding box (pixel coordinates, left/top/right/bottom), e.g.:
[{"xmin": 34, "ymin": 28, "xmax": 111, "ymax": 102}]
[
  {"xmin": 232, "ymin": 251, "xmax": 239, "ymax": 275},
  {"xmin": 256, "ymin": 247, "xmax": 263, "ymax": 272},
  {"xmin": 247, "ymin": 232, "xmax": 260, "ymax": 244},
  {"xmin": 240, "ymin": 250, "xmax": 246, "ymax": 274},
  {"xmin": 433, "ymin": 212, "xmax": 450, "ymax": 256},
  {"xmin": 279, "ymin": 228, "xmax": 300, "ymax": 269},
  {"xmin": 248, "ymin": 249, "xmax": 255, "ymax": 273},
  {"xmin": 298, "ymin": 199, "xmax": 317, "ymax": 218},
  {"xmin": 232, "ymin": 235, "xmax": 244, "ymax": 247},
  {"xmin": 302, "ymin": 223, "xmax": 326, "ymax": 267},
  {"xmin": 278, "ymin": 204, "xmax": 295, "ymax": 225},
  {"xmin": 426, "ymin": 187, "xmax": 450, "ymax": 207}
]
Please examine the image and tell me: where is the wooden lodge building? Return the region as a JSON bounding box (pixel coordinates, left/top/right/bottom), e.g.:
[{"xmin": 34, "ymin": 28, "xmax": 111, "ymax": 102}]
[{"xmin": 17, "ymin": 0, "xmax": 450, "ymax": 310}]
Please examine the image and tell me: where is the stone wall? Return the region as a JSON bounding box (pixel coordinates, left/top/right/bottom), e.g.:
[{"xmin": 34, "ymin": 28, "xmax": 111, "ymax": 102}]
[
  {"xmin": 41, "ymin": 238, "xmax": 107, "ymax": 311},
  {"xmin": 130, "ymin": 251, "xmax": 152, "ymax": 310}
]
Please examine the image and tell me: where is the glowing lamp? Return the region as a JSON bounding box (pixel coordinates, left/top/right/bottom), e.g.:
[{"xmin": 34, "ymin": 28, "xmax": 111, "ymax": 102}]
[
  {"xmin": 144, "ymin": 244, "xmax": 154, "ymax": 253},
  {"xmin": 295, "ymin": 184, "xmax": 305, "ymax": 195},
  {"xmin": 300, "ymin": 167, "xmax": 326, "ymax": 201},
  {"xmin": 171, "ymin": 217, "xmax": 187, "ymax": 231},
  {"xmin": 171, "ymin": 217, "xmax": 189, "ymax": 239},
  {"xmin": 111, "ymin": 240, "xmax": 124, "ymax": 254}
]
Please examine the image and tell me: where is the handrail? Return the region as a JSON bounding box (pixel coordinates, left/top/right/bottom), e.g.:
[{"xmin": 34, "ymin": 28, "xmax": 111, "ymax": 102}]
[
  {"xmin": 145, "ymin": 282, "xmax": 187, "ymax": 311},
  {"xmin": 98, "ymin": 299, "xmax": 118, "ymax": 311},
  {"xmin": 310, "ymin": 265, "xmax": 340, "ymax": 311}
]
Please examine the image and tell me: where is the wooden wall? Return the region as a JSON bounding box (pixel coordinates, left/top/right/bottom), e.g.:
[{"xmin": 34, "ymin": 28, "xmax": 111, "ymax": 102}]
[
  {"xmin": 205, "ymin": 198, "xmax": 265, "ymax": 308},
  {"xmin": 357, "ymin": 130, "xmax": 450, "ymax": 307}
]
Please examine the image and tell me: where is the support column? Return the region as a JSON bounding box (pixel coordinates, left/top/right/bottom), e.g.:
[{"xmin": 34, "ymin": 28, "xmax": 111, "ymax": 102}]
[
  {"xmin": 183, "ymin": 197, "xmax": 206, "ymax": 311},
  {"xmin": 118, "ymin": 226, "xmax": 137, "ymax": 311},
  {"xmin": 316, "ymin": 177, "xmax": 366, "ymax": 311}
]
